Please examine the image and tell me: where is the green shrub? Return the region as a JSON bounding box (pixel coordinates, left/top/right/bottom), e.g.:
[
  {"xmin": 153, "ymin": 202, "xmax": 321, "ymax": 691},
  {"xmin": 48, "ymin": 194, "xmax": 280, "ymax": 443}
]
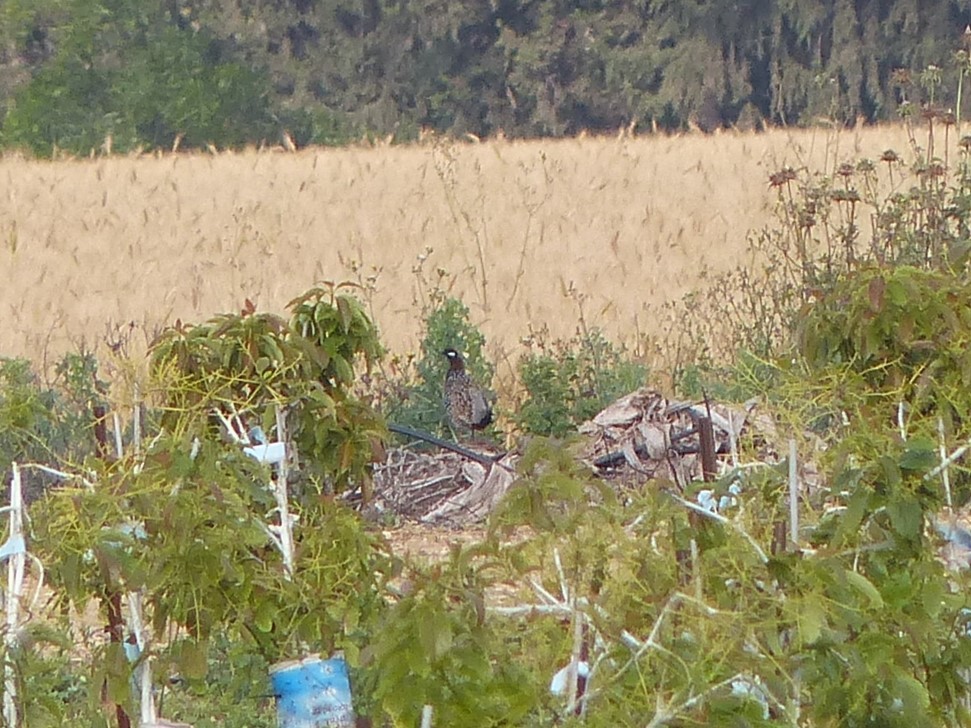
[
  {"xmin": 361, "ymin": 545, "xmax": 543, "ymax": 726},
  {"xmin": 23, "ymin": 289, "xmax": 389, "ymax": 727},
  {"xmin": 0, "ymin": 352, "xmax": 103, "ymax": 499},
  {"xmin": 798, "ymin": 265, "xmax": 971, "ymax": 406},
  {"xmin": 515, "ymin": 328, "xmax": 648, "ymax": 436},
  {"xmin": 383, "ymin": 296, "xmax": 494, "ymax": 438},
  {"xmin": 660, "ymin": 60, "xmax": 971, "ymax": 387},
  {"xmin": 150, "ymin": 287, "xmax": 385, "ymax": 497},
  {"xmin": 159, "ymin": 632, "xmax": 275, "ymax": 728}
]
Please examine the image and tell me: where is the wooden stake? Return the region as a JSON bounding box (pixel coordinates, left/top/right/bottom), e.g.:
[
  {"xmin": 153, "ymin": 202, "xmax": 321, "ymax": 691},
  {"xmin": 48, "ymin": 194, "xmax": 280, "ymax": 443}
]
[
  {"xmin": 93, "ymin": 405, "xmax": 131, "ymax": 728},
  {"xmin": 675, "ymin": 549, "xmax": 692, "ymax": 587},
  {"xmin": 698, "ymin": 416, "xmax": 717, "ymax": 482},
  {"xmin": 93, "ymin": 404, "xmax": 110, "ymax": 460}
]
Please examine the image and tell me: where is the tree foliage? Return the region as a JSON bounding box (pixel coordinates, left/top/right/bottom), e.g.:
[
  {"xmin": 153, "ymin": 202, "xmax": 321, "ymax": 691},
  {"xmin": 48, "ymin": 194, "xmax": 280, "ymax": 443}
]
[
  {"xmin": 0, "ymin": 0, "xmax": 318, "ymax": 154},
  {"xmin": 1, "ymin": 0, "xmax": 971, "ymax": 152},
  {"xmin": 16, "ymin": 288, "xmax": 390, "ymax": 721}
]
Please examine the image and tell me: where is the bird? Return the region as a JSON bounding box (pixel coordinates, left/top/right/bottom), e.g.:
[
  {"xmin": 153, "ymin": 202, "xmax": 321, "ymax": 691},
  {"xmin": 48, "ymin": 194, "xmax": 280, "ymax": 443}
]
[{"xmin": 443, "ymin": 348, "xmax": 493, "ymax": 435}]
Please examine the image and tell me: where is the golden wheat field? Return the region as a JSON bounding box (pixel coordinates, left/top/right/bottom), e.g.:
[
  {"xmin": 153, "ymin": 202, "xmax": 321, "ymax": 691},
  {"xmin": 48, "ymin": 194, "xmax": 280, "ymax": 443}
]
[{"xmin": 0, "ymin": 123, "xmax": 924, "ymax": 382}]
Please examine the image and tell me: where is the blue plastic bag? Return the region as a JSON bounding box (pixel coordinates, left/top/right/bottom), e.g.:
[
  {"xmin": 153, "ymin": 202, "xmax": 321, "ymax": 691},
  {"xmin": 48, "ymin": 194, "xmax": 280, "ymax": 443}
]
[{"xmin": 270, "ymin": 654, "xmax": 354, "ymax": 728}]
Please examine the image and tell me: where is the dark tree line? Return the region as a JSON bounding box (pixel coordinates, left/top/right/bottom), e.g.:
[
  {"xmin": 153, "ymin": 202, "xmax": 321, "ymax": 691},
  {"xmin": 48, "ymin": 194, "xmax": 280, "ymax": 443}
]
[{"xmin": 1, "ymin": 0, "xmax": 970, "ymax": 155}]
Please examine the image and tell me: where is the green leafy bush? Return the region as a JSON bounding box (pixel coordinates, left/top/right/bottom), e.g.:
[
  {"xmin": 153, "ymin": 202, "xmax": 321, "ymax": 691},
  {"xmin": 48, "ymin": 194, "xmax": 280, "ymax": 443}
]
[
  {"xmin": 515, "ymin": 328, "xmax": 648, "ymax": 436},
  {"xmin": 487, "ymin": 430, "xmax": 971, "ymax": 725},
  {"xmin": 798, "ymin": 265, "xmax": 971, "ymax": 413},
  {"xmin": 159, "ymin": 632, "xmax": 276, "ymax": 728},
  {"xmin": 362, "ymin": 545, "xmax": 543, "ymax": 726},
  {"xmin": 661, "ymin": 67, "xmax": 971, "ymax": 389},
  {"xmin": 21, "ymin": 288, "xmax": 391, "ymax": 724},
  {"xmin": 150, "ymin": 287, "xmax": 385, "ymax": 496},
  {"xmin": 0, "ymin": 352, "xmax": 103, "ymax": 499},
  {"xmin": 383, "ymin": 295, "xmax": 494, "ymax": 438}
]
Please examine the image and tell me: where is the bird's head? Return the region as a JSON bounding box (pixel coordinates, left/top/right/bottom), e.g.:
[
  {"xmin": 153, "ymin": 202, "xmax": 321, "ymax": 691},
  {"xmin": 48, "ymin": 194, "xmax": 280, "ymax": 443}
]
[{"xmin": 443, "ymin": 348, "xmax": 465, "ymax": 370}]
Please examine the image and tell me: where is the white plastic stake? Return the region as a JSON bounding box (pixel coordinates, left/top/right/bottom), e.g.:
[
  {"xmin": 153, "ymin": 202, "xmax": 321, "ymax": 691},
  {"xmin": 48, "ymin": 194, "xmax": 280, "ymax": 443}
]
[
  {"xmin": 113, "ymin": 411, "xmax": 124, "ymax": 459},
  {"xmin": 727, "ymin": 409, "xmax": 739, "ymax": 469},
  {"xmin": 133, "ymin": 383, "xmax": 142, "ymax": 455},
  {"xmin": 788, "ymin": 439, "xmax": 799, "ymax": 547},
  {"xmin": 274, "ymin": 407, "xmax": 295, "ymax": 579},
  {"xmin": 128, "ymin": 591, "xmax": 157, "ymax": 726},
  {"xmin": 4, "ymin": 463, "xmax": 26, "ymax": 728},
  {"xmin": 938, "ymin": 417, "xmax": 953, "ymax": 510},
  {"xmin": 564, "ymin": 602, "xmax": 584, "ymax": 715}
]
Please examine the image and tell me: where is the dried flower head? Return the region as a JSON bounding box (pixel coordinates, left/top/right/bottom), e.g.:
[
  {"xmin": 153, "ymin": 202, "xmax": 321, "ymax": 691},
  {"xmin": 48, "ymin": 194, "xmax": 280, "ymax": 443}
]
[
  {"xmin": 880, "ymin": 149, "xmax": 901, "ymax": 164},
  {"xmin": 891, "ymin": 68, "xmax": 912, "ymax": 86},
  {"xmin": 831, "ymin": 188, "xmax": 860, "ymax": 204},
  {"xmin": 769, "ymin": 167, "xmax": 797, "ymax": 188}
]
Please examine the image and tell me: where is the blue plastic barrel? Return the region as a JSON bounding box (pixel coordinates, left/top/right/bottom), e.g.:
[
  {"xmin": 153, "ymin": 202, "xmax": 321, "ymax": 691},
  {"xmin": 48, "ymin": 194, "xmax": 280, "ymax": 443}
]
[{"xmin": 270, "ymin": 654, "xmax": 355, "ymax": 727}]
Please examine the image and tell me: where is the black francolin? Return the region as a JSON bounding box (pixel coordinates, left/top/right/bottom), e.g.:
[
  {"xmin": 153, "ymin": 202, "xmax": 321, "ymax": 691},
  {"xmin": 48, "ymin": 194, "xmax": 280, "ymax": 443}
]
[{"xmin": 442, "ymin": 348, "xmax": 493, "ymax": 434}]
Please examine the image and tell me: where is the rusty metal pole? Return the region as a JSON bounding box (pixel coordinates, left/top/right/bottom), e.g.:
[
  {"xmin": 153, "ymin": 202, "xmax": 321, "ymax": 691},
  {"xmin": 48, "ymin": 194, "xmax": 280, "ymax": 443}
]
[
  {"xmin": 771, "ymin": 520, "xmax": 787, "ymax": 555},
  {"xmin": 698, "ymin": 416, "xmax": 717, "ymax": 483},
  {"xmin": 690, "ymin": 417, "xmax": 720, "ymax": 599}
]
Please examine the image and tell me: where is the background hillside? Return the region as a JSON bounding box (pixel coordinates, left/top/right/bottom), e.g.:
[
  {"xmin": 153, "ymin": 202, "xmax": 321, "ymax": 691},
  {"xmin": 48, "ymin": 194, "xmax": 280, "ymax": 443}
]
[{"xmin": 0, "ymin": 0, "xmax": 969, "ymax": 154}]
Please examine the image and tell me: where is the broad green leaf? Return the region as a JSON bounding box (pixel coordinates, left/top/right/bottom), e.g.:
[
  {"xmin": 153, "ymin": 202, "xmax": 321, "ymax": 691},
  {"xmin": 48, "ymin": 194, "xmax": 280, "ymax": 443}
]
[
  {"xmin": 887, "ymin": 497, "xmax": 922, "ymax": 540},
  {"xmin": 336, "ymin": 295, "xmax": 354, "ymax": 333},
  {"xmin": 103, "ymin": 642, "xmax": 133, "ymax": 705},
  {"xmin": 920, "ymin": 577, "xmax": 945, "ymax": 619},
  {"xmin": 179, "ymin": 638, "xmax": 210, "ymax": 681},
  {"xmin": 254, "ymin": 599, "xmax": 275, "ymax": 633},
  {"xmin": 885, "ymin": 277, "xmax": 908, "ymax": 307},
  {"xmin": 877, "ymin": 454, "xmax": 902, "ymax": 489},
  {"xmin": 797, "ymin": 597, "xmax": 826, "ymax": 645},
  {"xmin": 893, "ymin": 672, "xmax": 931, "ymax": 720},
  {"xmin": 342, "ymin": 640, "xmax": 361, "ymax": 668},
  {"xmin": 844, "ymin": 570, "xmax": 884, "ymax": 609},
  {"xmin": 899, "ymin": 437, "xmax": 937, "ymax": 471},
  {"xmin": 833, "ymin": 487, "xmax": 869, "ymax": 545},
  {"xmin": 418, "ymin": 606, "xmax": 453, "ymax": 661},
  {"xmin": 333, "ymin": 355, "xmax": 354, "ymax": 383}
]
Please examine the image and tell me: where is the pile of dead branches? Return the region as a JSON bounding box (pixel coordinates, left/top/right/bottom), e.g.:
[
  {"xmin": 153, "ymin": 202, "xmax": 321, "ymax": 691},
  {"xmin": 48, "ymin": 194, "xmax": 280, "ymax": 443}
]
[
  {"xmin": 369, "ymin": 447, "xmax": 516, "ymax": 526},
  {"xmin": 368, "ymin": 388, "xmax": 824, "ymax": 525}
]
